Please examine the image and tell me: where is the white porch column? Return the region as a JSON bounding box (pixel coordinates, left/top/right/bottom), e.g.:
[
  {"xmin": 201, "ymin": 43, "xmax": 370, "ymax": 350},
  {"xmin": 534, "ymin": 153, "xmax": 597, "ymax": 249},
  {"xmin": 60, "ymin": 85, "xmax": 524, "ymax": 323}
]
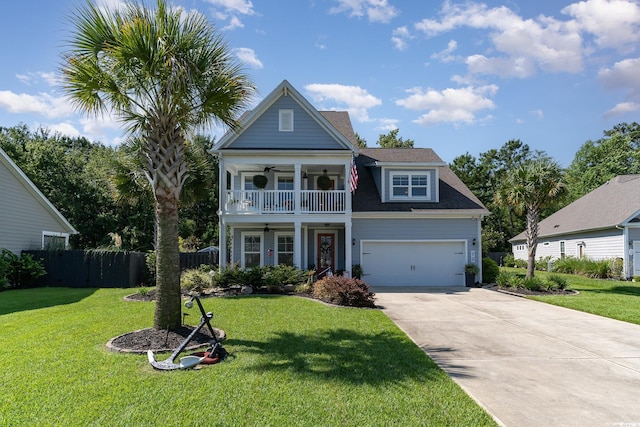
[
  {"xmin": 219, "ymin": 217, "xmax": 227, "ymax": 270},
  {"xmin": 294, "ymin": 219, "xmax": 302, "ymax": 268},
  {"xmin": 294, "ymin": 163, "xmax": 301, "ymax": 215},
  {"xmin": 345, "ymin": 220, "xmax": 352, "ymax": 277}
]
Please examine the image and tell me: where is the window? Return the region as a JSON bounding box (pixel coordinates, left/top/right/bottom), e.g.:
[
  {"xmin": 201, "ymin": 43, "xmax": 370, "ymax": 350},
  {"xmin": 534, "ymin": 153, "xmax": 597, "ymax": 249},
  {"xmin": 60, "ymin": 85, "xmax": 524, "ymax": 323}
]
[
  {"xmin": 277, "ymin": 175, "xmax": 294, "ymax": 190},
  {"xmin": 279, "ymin": 109, "xmax": 293, "ymax": 131},
  {"xmin": 241, "ymin": 233, "xmax": 262, "ymax": 268},
  {"xmin": 560, "ymin": 241, "xmax": 566, "ymax": 259},
  {"xmin": 42, "ymin": 231, "xmax": 68, "ymax": 250},
  {"xmin": 275, "ymin": 233, "xmax": 294, "ymax": 266},
  {"xmin": 390, "ymin": 172, "xmax": 430, "ymax": 200}
]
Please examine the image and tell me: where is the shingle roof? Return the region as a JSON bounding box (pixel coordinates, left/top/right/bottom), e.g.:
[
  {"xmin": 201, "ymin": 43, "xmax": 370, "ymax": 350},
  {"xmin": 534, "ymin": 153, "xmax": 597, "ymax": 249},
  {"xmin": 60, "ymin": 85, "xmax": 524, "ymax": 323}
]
[
  {"xmin": 510, "ymin": 175, "xmax": 640, "ymax": 241},
  {"xmin": 319, "ymin": 111, "xmax": 358, "ymax": 148},
  {"xmin": 352, "ymin": 148, "xmax": 489, "ymax": 214}
]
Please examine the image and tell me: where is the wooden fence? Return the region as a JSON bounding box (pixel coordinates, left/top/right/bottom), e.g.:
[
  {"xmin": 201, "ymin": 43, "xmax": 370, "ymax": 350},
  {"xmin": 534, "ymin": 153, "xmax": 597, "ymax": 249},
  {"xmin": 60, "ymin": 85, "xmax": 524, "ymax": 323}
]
[{"xmin": 24, "ymin": 250, "xmax": 218, "ymax": 288}]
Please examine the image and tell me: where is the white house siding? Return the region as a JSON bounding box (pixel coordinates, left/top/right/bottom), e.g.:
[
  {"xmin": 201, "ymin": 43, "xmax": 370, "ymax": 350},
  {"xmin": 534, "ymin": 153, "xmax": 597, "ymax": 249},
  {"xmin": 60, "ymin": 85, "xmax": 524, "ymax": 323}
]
[
  {"xmin": 352, "ymin": 217, "xmax": 478, "ymax": 265},
  {"xmin": 514, "ymin": 229, "xmax": 624, "ymax": 261},
  {"xmin": 0, "ymin": 160, "xmax": 71, "ymax": 254}
]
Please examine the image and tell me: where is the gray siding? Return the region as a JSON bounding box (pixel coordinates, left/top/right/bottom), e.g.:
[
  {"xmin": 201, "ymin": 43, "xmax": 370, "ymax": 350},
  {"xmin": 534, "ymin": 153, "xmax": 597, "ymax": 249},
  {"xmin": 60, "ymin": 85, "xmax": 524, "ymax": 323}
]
[
  {"xmin": 383, "ymin": 168, "xmax": 437, "ymax": 202},
  {"xmin": 231, "ymin": 96, "xmax": 346, "ymax": 150},
  {"xmin": 0, "ymin": 162, "xmax": 70, "ymax": 254},
  {"xmin": 351, "ymin": 217, "xmax": 477, "ymax": 264}
]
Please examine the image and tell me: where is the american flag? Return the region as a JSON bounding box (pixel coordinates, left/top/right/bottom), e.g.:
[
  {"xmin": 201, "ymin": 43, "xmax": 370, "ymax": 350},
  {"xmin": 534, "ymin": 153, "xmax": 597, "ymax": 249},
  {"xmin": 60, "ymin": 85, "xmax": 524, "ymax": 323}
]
[{"xmin": 350, "ymin": 155, "xmax": 359, "ymax": 193}]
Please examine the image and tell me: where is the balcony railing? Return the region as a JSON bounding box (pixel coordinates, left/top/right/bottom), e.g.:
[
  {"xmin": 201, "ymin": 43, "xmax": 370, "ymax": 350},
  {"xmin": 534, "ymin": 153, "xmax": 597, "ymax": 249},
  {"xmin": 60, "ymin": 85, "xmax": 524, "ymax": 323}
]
[{"xmin": 224, "ymin": 190, "xmax": 346, "ymax": 214}]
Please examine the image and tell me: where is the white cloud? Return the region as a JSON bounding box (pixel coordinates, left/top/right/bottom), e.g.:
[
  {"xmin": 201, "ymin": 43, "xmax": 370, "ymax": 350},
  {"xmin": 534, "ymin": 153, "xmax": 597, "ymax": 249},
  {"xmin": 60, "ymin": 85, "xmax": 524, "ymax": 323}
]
[
  {"xmin": 330, "ymin": 0, "xmax": 398, "ymax": 23},
  {"xmin": 598, "ymin": 57, "xmax": 640, "ymax": 91},
  {"xmin": 414, "ymin": 2, "xmax": 583, "ymax": 77},
  {"xmin": 204, "ymin": 0, "xmax": 255, "ymax": 30},
  {"xmin": 376, "ymin": 117, "xmax": 399, "ymax": 131},
  {"xmin": 530, "ymin": 109, "xmax": 544, "ymax": 119},
  {"xmin": 391, "ymin": 26, "xmax": 412, "ymax": 50},
  {"xmin": 562, "ymin": 0, "xmax": 640, "ymax": 52},
  {"xmin": 304, "ymin": 83, "xmax": 382, "ymax": 122},
  {"xmin": 431, "ymin": 39, "xmax": 458, "ymax": 63},
  {"xmin": 234, "ymin": 47, "xmax": 263, "ymax": 69},
  {"xmin": 604, "ymin": 102, "xmax": 640, "ymax": 117},
  {"xmin": 0, "ymin": 91, "xmax": 74, "ymax": 119},
  {"xmin": 48, "ymin": 122, "xmax": 81, "ymax": 138},
  {"xmin": 15, "ymin": 71, "xmax": 59, "ymax": 87},
  {"xmin": 395, "ymin": 84, "xmax": 498, "ymax": 126},
  {"xmin": 204, "ymin": 0, "xmax": 255, "ymax": 15}
]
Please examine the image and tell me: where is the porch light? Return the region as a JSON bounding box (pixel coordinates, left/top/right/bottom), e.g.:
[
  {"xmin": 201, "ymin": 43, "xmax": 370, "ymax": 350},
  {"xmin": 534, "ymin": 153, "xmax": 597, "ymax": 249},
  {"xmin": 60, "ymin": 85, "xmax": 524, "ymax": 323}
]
[
  {"xmin": 264, "ymin": 224, "xmax": 270, "ymax": 232},
  {"xmin": 472, "ymin": 238, "xmax": 476, "ymax": 246},
  {"xmin": 302, "ymin": 171, "xmax": 308, "ymax": 179}
]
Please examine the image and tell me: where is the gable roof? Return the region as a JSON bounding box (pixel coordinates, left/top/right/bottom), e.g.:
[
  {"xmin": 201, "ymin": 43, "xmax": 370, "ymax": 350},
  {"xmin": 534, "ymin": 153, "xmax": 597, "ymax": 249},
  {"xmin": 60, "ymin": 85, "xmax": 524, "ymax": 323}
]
[
  {"xmin": 353, "ymin": 148, "xmax": 489, "ymax": 214},
  {"xmin": 213, "ymin": 80, "xmax": 355, "ymax": 151},
  {"xmin": 510, "ymin": 174, "xmax": 640, "ymax": 242},
  {"xmin": 0, "ymin": 147, "xmax": 77, "ymax": 234}
]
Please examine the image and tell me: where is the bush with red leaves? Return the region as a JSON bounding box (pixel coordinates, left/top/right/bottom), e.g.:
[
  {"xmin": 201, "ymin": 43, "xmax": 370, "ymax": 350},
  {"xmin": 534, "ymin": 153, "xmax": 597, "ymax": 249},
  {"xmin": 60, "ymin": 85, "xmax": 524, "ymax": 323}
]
[{"xmin": 312, "ymin": 276, "xmax": 376, "ymax": 307}]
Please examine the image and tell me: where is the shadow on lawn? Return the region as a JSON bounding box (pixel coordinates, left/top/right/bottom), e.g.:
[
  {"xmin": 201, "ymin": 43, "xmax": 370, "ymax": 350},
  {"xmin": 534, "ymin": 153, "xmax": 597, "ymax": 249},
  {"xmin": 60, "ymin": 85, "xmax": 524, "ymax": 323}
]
[
  {"xmin": 581, "ymin": 285, "xmax": 640, "ymax": 297},
  {"xmin": 228, "ymin": 328, "xmax": 462, "ymax": 385},
  {"xmin": 0, "ymin": 287, "xmax": 97, "ymax": 316}
]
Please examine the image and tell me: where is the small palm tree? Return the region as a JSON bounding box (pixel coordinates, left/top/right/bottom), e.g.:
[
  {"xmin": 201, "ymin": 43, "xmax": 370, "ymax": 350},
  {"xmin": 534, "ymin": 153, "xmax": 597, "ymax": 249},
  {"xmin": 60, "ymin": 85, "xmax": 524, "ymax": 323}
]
[
  {"xmin": 60, "ymin": 0, "xmax": 254, "ymax": 329},
  {"xmin": 496, "ymin": 157, "xmax": 566, "ymax": 278}
]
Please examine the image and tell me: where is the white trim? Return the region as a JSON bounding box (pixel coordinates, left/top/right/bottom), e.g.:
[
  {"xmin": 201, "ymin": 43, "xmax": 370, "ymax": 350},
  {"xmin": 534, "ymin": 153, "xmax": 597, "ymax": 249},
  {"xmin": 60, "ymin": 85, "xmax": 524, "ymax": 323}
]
[
  {"xmin": 241, "ymin": 173, "xmax": 258, "ymax": 190},
  {"xmin": 279, "ymin": 109, "xmax": 294, "ymax": 132},
  {"xmin": 42, "ymin": 231, "xmax": 70, "ymax": 249},
  {"xmin": 274, "ymin": 232, "xmax": 294, "ymax": 265},
  {"xmin": 352, "ymin": 211, "xmax": 486, "ymax": 219},
  {"xmin": 274, "ymin": 172, "xmax": 294, "ymax": 190},
  {"xmin": 389, "ymin": 171, "xmax": 431, "ymax": 201},
  {"xmin": 240, "ymin": 231, "xmax": 264, "ymax": 268}
]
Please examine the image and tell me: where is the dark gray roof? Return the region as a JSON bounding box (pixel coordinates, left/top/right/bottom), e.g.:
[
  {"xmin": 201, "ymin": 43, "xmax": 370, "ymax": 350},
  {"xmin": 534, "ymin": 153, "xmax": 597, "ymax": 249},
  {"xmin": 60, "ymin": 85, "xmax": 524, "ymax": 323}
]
[
  {"xmin": 510, "ymin": 175, "xmax": 640, "ymax": 241},
  {"xmin": 352, "ymin": 148, "xmax": 489, "ymax": 214}
]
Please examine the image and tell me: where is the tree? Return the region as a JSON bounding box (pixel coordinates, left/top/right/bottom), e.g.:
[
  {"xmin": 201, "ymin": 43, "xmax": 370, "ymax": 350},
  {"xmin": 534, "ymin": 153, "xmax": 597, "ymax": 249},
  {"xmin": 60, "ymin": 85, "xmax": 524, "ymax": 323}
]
[
  {"xmin": 376, "ymin": 129, "xmax": 414, "ymax": 148},
  {"xmin": 61, "ymin": 0, "xmax": 254, "ymax": 329},
  {"xmin": 495, "ymin": 157, "xmax": 567, "ymax": 278},
  {"xmin": 354, "ymin": 132, "xmax": 367, "ymax": 148},
  {"xmin": 565, "ymin": 123, "xmax": 640, "ymax": 201}
]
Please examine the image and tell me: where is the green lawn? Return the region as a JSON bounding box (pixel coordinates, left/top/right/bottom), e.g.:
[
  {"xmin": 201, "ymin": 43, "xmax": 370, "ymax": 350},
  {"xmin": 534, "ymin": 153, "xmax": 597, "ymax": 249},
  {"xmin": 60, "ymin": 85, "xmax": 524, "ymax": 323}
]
[
  {"xmin": 502, "ymin": 267, "xmax": 640, "ymax": 325},
  {"xmin": 0, "ymin": 288, "xmax": 495, "ymax": 426}
]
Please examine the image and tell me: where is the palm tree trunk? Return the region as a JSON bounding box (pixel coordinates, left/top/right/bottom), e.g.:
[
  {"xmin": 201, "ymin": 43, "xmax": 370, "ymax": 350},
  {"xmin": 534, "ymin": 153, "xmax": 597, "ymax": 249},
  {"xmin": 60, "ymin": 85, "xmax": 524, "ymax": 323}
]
[
  {"xmin": 154, "ymin": 194, "xmax": 182, "ymax": 329},
  {"xmin": 525, "ymin": 206, "xmax": 539, "ymax": 279}
]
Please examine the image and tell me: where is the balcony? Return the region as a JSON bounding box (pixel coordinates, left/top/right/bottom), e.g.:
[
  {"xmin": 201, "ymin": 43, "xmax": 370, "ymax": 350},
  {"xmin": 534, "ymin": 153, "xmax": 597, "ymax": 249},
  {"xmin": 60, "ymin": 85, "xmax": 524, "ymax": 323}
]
[{"xmin": 224, "ymin": 190, "xmax": 347, "ymax": 214}]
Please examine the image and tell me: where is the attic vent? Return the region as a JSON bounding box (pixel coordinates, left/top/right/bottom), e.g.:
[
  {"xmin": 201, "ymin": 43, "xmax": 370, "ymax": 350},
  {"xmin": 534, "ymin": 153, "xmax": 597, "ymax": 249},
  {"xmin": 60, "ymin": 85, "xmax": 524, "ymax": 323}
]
[
  {"xmin": 554, "ymin": 224, "xmax": 560, "ymax": 228},
  {"xmin": 279, "ymin": 109, "xmax": 293, "ymax": 132}
]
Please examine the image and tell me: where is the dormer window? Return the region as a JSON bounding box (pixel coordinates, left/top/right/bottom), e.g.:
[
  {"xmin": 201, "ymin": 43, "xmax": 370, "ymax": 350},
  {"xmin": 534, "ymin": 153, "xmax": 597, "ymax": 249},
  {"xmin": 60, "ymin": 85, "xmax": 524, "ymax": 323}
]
[
  {"xmin": 390, "ymin": 171, "xmax": 430, "ymax": 200},
  {"xmin": 279, "ymin": 109, "xmax": 293, "ymax": 131}
]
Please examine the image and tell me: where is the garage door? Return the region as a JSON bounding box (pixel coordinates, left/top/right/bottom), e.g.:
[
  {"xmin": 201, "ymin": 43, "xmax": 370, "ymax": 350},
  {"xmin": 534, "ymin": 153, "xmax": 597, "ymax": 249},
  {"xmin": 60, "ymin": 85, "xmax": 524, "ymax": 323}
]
[{"xmin": 361, "ymin": 240, "xmax": 466, "ymax": 286}]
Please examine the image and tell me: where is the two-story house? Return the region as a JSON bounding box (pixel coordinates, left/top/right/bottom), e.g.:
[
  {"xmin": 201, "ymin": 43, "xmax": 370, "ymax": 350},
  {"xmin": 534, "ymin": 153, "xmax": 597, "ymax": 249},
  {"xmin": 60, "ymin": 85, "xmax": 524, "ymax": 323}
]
[{"xmin": 212, "ymin": 80, "xmax": 488, "ymax": 286}]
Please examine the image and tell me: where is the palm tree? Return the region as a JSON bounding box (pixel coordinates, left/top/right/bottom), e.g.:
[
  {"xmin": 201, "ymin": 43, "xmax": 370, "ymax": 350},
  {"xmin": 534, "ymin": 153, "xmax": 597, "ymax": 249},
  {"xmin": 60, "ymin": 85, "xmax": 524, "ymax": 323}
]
[
  {"xmin": 61, "ymin": 0, "xmax": 254, "ymax": 329},
  {"xmin": 496, "ymin": 157, "xmax": 567, "ymax": 279}
]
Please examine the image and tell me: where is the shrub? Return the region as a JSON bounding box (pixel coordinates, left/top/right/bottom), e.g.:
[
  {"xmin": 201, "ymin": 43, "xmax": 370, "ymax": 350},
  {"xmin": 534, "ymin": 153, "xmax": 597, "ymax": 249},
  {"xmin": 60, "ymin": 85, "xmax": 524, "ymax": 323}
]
[
  {"xmin": 495, "ymin": 271, "xmax": 513, "ymax": 288},
  {"xmin": 502, "ymin": 253, "xmax": 515, "ymax": 267},
  {"xmin": 211, "ymin": 264, "xmax": 246, "ymax": 288},
  {"xmin": 523, "ymin": 276, "xmax": 544, "ymax": 292},
  {"xmin": 180, "ymin": 268, "xmax": 211, "ymax": 292},
  {"xmin": 145, "ymin": 251, "xmax": 157, "ymax": 285},
  {"xmin": 583, "ymin": 259, "xmax": 611, "ymax": 279},
  {"xmin": 509, "ymin": 274, "xmax": 525, "ymax": 289},
  {"xmin": 610, "ymin": 258, "xmax": 624, "ymax": 280},
  {"xmin": 312, "ymin": 276, "xmax": 376, "ymax": 307},
  {"xmin": 535, "ymin": 256, "xmax": 553, "ymax": 271},
  {"xmin": 551, "ymin": 257, "xmax": 580, "ymax": 274},
  {"xmin": 514, "ymin": 258, "xmax": 527, "ymax": 269},
  {"xmin": 482, "ymin": 257, "xmax": 499, "ymax": 283},
  {"xmin": 546, "ymin": 274, "xmax": 568, "ymax": 291},
  {"xmin": 0, "ymin": 249, "xmax": 46, "ymax": 289}
]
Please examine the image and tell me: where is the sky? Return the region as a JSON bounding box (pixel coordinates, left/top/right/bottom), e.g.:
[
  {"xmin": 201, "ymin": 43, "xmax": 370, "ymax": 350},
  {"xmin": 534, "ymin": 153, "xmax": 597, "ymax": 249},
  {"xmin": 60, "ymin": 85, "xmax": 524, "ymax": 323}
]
[{"xmin": 1, "ymin": 0, "xmax": 639, "ymax": 166}]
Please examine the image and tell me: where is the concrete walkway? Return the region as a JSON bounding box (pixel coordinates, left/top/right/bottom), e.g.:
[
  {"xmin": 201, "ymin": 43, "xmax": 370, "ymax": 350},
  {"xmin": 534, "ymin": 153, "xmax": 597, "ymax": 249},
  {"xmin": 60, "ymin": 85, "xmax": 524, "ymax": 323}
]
[{"xmin": 373, "ymin": 286, "xmax": 640, "ymax": 427}]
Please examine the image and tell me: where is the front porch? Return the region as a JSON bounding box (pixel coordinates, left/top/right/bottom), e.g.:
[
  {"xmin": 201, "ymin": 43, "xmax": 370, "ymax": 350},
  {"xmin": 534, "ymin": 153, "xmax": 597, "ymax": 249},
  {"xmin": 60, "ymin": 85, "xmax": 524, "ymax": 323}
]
[
  {"xmin": 218, "ymin": 219, "xmax": 353, "ymax": 276},
  {"xmin": 224, "ymin": 189, "xmax": 347, "ymax": 214}
]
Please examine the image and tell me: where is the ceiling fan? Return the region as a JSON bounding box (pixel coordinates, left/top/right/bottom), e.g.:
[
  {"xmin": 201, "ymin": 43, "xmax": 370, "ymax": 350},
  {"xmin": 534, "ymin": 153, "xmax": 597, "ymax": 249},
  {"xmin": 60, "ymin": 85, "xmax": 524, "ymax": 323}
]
[{"xmin": 263, "ymin": 166, "xmax": 283, "ymax": 173}]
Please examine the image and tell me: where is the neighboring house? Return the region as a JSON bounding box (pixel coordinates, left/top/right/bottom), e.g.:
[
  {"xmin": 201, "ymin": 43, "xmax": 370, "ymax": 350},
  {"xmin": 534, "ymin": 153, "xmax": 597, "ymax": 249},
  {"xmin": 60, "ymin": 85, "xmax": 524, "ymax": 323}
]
[
  {"xmin": 0, "ymin": 146, "xmax": 77, "ymax": 254},
  {"xmin": 510, "ymin": 175, "xmax": 640, "ymax": 278},
  {"xmin": 212, "ymin": 80, "xmax": 489, "ymax": 286}
]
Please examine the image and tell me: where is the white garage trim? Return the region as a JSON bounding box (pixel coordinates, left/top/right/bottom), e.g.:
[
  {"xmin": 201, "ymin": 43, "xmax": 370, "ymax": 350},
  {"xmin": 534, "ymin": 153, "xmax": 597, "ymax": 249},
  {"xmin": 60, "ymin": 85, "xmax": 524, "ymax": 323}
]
[{"xmin": 360, "ymin": 239, "xmax": 467, "ymax": 286}]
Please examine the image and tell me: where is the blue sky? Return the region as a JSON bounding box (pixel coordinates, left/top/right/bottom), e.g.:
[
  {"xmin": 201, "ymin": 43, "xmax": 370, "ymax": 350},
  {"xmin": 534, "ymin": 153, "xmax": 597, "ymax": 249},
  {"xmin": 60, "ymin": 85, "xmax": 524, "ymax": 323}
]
[{"xmin": 1, "ymin": 0, "xmax": 639, "ymax": 166}]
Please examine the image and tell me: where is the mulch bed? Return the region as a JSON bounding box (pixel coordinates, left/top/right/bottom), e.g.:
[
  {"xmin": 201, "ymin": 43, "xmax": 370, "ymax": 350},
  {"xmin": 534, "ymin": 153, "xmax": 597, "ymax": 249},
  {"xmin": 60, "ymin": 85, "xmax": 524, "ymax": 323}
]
[
  {"xmin": 488, "ymin": 285, "xmax": 578, "ymax": 297},
  {"xmin": 107, "ymin": 326, "xmax": 223, "ymax": 354}
]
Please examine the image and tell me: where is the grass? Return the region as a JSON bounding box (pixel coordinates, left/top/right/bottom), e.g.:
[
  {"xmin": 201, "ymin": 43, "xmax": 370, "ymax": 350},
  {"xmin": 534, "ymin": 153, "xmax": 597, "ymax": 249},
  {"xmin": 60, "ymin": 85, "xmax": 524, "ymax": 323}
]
[
  {"xmin": 501, "ymin": 267, "xmax": 640, "ymax": 325},
  {"xmin": 0, "ymin": 288, "xmax": 495, "ymax": 426}
]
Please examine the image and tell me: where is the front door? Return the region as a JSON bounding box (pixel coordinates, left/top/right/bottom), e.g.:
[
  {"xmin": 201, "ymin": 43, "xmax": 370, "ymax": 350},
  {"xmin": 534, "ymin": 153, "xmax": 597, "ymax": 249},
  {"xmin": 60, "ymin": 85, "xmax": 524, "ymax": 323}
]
[
  {"xmin": 633, "ymin": 241, "xmax": 640, "ymax": 277},
  {"xmin": 317, "ymin": 233, "xmax": 335, "ymax": 275}
]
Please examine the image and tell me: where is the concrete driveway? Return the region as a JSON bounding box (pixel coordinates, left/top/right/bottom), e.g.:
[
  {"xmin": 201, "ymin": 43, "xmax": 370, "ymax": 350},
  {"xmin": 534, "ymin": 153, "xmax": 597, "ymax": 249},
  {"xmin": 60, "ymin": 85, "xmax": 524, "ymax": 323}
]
[{"xmin": 373, "ymin": 286, "xmax": 640, "ymax": 427}]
